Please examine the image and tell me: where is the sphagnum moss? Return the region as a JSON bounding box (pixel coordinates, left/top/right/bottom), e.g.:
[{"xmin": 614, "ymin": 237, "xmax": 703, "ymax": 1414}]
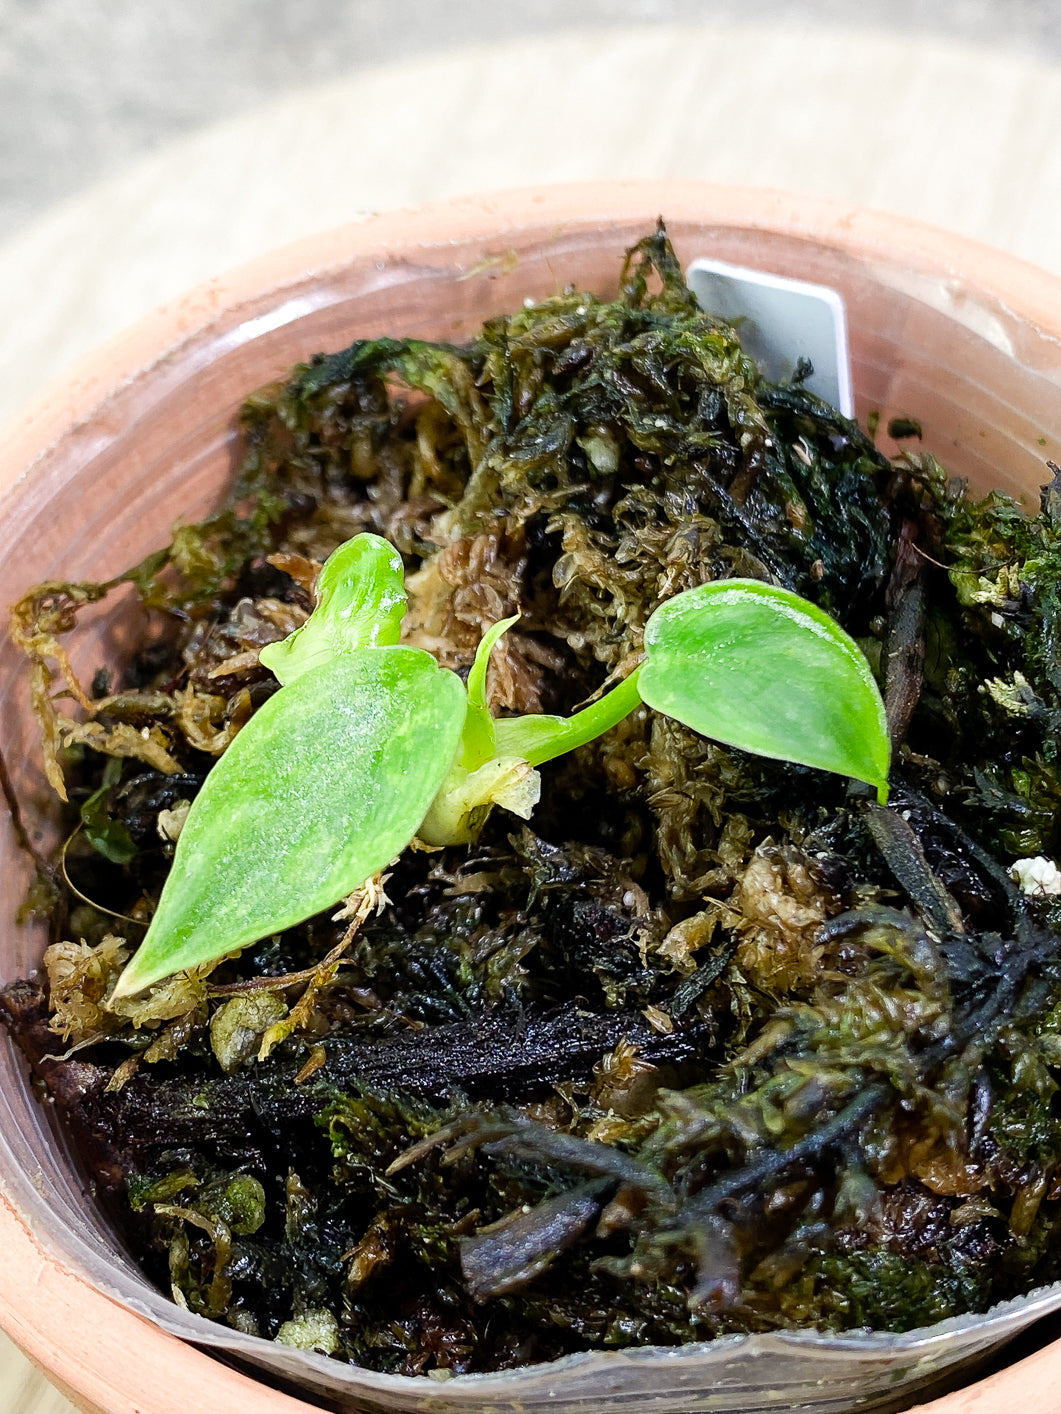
[{"xmin": 6, "ymin": 227, "xmax": 1061, "ymax": 1374}]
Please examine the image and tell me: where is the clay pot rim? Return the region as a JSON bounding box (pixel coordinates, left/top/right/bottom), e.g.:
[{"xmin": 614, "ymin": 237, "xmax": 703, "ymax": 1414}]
[
  {"xmin": 3, "ymin": 180, "xmax": 1061, "ymax": 1413},
  {"xmin": 4, "ymin": 179, "xmax": 1061, "ymax": 503}
]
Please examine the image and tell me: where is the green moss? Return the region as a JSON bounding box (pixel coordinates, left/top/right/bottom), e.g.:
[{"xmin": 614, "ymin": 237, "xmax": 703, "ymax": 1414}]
[{"xmin": 811, "ymin": 1250, "xmax": 991, "ymax": 1331}]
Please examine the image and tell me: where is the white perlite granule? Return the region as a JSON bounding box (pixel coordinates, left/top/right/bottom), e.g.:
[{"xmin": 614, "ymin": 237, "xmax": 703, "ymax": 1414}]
[{"xmin": 1010, "ymin": 855, "xmax": 1061, "ymax": 897}]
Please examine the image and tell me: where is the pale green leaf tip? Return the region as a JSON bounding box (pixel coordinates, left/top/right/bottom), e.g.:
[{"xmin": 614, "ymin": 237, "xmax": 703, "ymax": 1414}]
[
  {"xmin": 259, "ymin": 533, "xmax": 408, "ymax": 684},
  {"xmin": 462, "ymin": 612, "xmax": 521, "ymax": 771},
  {"xmin": 110, "ymin": 915, "xmax": 205, "ymax": 999},
  {"xmin": 468, "ymin": 612, "xmax": 520, "ymax": 708},
  {"xmin": 109, "ymin": 953, "xmax": 156, "ymax": 1002}
]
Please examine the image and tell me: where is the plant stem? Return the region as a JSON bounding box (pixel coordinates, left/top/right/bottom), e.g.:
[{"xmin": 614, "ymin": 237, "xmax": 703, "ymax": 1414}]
[{"xmin": 493, "ymin": 666, "xmax": 644, "ymax": 767}]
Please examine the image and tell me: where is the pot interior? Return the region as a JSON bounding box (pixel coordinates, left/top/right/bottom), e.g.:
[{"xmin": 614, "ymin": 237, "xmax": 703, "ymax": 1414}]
[{"xmin": 3, "ymin": 193, "xmax": 1061, "ymax": 1413}]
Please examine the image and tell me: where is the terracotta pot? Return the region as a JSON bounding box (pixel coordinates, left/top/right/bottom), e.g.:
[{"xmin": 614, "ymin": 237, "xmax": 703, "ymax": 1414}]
[{"xmin": 3, "ymin": 183, "xmax": 1061, "ymax": 1414}]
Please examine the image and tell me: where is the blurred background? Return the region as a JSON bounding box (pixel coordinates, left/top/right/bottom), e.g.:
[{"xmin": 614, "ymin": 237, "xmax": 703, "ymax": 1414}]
[
  {"xmin": 3, "ymin": 0, "xmax": 1061, "ymax": 1408},
  {"xmin": 3, "ymin": 0, "xmax": 1061, "ymax": 431}
]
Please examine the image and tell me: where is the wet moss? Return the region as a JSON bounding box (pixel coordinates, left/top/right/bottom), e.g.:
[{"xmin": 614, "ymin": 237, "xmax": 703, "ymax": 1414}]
[{"xmin": 6, "ymin": 228, "xmax": 1061, "ymax": 1371}]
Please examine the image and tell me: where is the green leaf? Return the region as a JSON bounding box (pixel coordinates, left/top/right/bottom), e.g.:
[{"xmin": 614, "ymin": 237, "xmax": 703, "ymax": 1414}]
[
  {"xmin": 461, "ymin": 614, "xmax": 519, "ymax": 770},
  {"xmin": 112, "ymin": 647, "xmax": 466, "ymax": 997},
  {"xmin": 81, "ymin": 758, "xmax": 137, "ymax": 865},
  {"xmin": 259, "ymin": 535, "xmax": 406, "ymax": 686},
  {"xmin": 638, "ymin": 578, "xmax": 890, "ymax": 801}
]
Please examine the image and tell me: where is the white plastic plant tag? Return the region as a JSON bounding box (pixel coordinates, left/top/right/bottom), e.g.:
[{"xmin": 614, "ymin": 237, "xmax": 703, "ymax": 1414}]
[{"xmin": 686, "ymin": 258, "xmax": 854, "ymax": 418}]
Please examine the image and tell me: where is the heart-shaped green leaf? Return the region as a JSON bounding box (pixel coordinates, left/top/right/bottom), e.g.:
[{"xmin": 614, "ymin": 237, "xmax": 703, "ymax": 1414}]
[
  {"xmin": 112, "ymin": 646, "xmax": 466, "ymax": 998},
  {"xmin": 638, "ymin": 578, "xmax": 890, "ymax": 801}
]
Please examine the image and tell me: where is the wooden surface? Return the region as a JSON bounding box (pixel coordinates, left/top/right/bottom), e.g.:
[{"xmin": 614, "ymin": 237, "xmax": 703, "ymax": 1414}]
[
  {"xmin": 0, "ymin": 1332, "xmax": 85, "ymax": 1414},
  {"xmin": 5, "ymin": 19, "xmax": 1061, "ymax": 1413},
  {"xmin": 6, "ymin": 23, "xmax": 1061, "ymax": 433}
]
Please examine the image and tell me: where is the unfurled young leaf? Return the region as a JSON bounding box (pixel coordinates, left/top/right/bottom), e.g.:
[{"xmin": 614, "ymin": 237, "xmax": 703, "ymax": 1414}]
[
  {"xmin": 110, "ymin": 648, "xmax": 466, "ymax": 999},
  {"xmin": 638, "ymin": 578, "xmax": 890, "ymax": 803}
]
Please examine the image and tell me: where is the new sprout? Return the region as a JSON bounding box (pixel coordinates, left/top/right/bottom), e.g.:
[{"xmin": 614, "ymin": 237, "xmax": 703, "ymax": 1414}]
[{"xmin": 111, "ymin": 533, "xmax": 889, "ymax": 998}]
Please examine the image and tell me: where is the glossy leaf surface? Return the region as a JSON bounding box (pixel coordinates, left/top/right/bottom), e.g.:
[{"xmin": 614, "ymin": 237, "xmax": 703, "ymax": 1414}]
[
  {"xmin": 259, "ymin": 535, "xmax": 406, "ymax": 686},
  {"xmin": 639, "ymin": 579, "xmax": 890, "ymax": 800},
  {"xmin": 113, "ymin": 647, "xmax": 466, "ymax": 997}
]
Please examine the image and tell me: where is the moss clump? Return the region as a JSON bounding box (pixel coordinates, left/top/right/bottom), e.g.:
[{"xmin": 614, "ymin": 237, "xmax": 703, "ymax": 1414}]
[{"xmin": 6, "ymin": 226, "xmax": 1061, "ymax": 1374}]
